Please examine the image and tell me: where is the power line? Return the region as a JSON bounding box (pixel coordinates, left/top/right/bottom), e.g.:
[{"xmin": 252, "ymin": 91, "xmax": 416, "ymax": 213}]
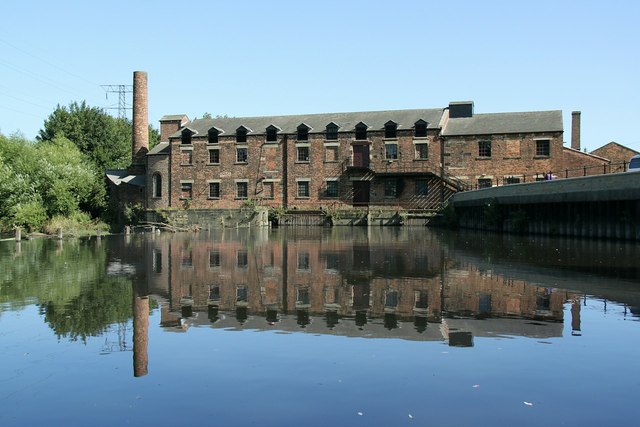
[{"xmin": 101, "ymin": 85, "xmax": 133, "ymax": 119}]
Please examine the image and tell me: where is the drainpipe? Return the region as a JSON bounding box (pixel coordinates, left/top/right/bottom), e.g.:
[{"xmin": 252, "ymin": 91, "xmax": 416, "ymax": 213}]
[
  {"xmin": 440, "ymin": 136, "xmax": 446, "ymax": 204},
  {"xmin": 282, "ymin": 134, "xmax": 288, "ymax": 209}
]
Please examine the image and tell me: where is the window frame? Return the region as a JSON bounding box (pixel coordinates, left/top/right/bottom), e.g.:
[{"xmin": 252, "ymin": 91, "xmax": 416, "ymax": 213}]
[
  {"xmin": 297, "ymin": 146, "xmax": 310, "ymax": 162},
  {"xmin": 355, "ymin": 122, "xmax": 368, "ymax": 141},
  {"xmin": 297, "ymin": 180, "xmax": 310, "ymax": 198},
  {"xmin": 236, "ymin": 181, "xmax": 248, "ymax": 199},
  {"xmin": 384, "ymin": 121, "xmax": 397, "ymax": 139},
  {"xmin": 326, "ymin": 123, "xmax": 339, "ymax": 140},
  {"xmin": 536, "ymin": 139, "xmax": 550, "ymax": 157},
  {"xmin": 208, "ymin": 181, "xmax": 220, "ymax": 199},
  {"xmin": 208, "ymin": 148, "xmax": 220, "ymax": 164},
  {"xmin": 385, "ymin": 143, "xmax": 398, "ymax": 160},
  {"xmin": 236, "ymin": 147, "xmax": 248, "ymax": 163},
  {"xmin": 478, "ymin": 140, "xmax": 492, "ymax": 158}
]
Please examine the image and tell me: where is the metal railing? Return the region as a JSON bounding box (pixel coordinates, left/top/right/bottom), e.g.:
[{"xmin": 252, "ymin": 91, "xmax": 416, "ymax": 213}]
[{"xmin": 458, "ymin": 160, "xmax": 630, "ymax": 192}]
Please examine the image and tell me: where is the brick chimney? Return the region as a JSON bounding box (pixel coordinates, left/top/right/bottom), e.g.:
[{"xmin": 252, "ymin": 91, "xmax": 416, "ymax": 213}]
[
  {"xmin": 132, "ymin": 71, "xmax": 149, "ymax": 166},
  {"xmin": 159, "ymin": 114, "xmax": 189, "ymax": 142},
  {"xmin": 571, "ymin": 111, "xmax": 581, "ymax": 151}
]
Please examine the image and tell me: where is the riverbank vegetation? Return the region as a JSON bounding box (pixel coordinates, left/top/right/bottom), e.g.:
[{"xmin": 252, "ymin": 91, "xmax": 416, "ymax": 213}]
[{"xmin": 0, "ymin": 102, "xmax": 158, "ymax": 235}]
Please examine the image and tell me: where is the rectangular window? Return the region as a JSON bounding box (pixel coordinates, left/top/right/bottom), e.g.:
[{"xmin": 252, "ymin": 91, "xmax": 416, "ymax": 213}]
[
  {"xmin": 415, "ymin": 179, "xmax": 428, "ymax": 196},
  {"xmin": 209, "ymin": 285, "xmax": 220, "ymax": 301},
  {"xmin": 181, "ymin": 150, "xmax": 193, "ymax": 165},
  {"xmin": 385, "ymin": 124, "xmax": 397, "ymax": 139},
  {"xmin": 326, "ymin": 125, "xmax": 338, "ymax": 140},
  {"xmin": 325, "ymin": 146, "xmax": 338, "ymax": 162},
  {"xmin": 297, "ymin": 127, "xmax": 309, "ymax": 141},
  {"xmin": 236, "ymin": 147, "xmax": 248, "ymax": 163},
  {"xmin": 296, "ymin": 287, "xmax": 310, "ymax": 305},
  {"xmin": 209, "ymin": 250, "xmax": 220, "ymax": 268},
  {"xmin": 152, "ymin": 250, "xmax": 162, "ymax": 273},
  {"xmin": 181, "ymin": 250, "xmax": 193, "ymax": 267},
  {"xmin": 385, "ymin": 290, "xmax": 399, "ymax": 308},
  {"xmin": 415, "ymin": 290, "xmax": 428, "ymax": 309},
  {"xmin": 478, "ymin": 178, "xmax": 492, "ymax": 189},
  {"xmin": 385, "ymin": 143, "xmax": 398, "ymax": 160},
  {"xmin": 209, "ymin": 149, "xmax": 220, "ymax": 164},
  {"xmin": 297, "ymin": 252, "xmax": 310, "ymax": 271},
  {"xmin": 236, "ymin": 285, "xmax": 248, "ymax": 302},
  {"xmin": 266, "ymin": 127, "xmax": 278, "ymax": 142},
  {"xmin": 181, "ymin": 182, "xmax": 192, "ymax": 199},
  {"xmin": 536, "ymin": 139, "xmax": 550, "ymax": 156},
  {"xmin": 478, "ymin": 140, "xmax": 492, "ymax": 157},
  {"xmin": 414, "ymin": 122, "xmax": 427, "ymax": 137},
  {"xmin": 297, "ymin": 181, "xmax": 310, "ymax": 198},
  {"xmin": 236, "ymin": 182, "xmax": 248, "ymax": 199},
  {"xmin": 325, "ymin": 252, "xmax": 339, "ymax": 270},
  {"xmin": 208, "ymin": 182, "xmax": 220, "ymax": 199},
  {"xmin": 297, "ymin": 146, "xmax": 309, "ymax": 162},
  {"xmin": 415, "ymin": 143, "xmax": 428, "ymax": 159},
  {"xmin": 263, "ymin": 181, "xmax": 274, "ymax": 199},
  {"xmin": 384, "ymin": 179, "xmax": 398, "ymax": 198},
  {"xmin": 237, "ymin": 250, "xmax": 248, "ymax": 268},
  {"xmin": 326, "ymin": 180, "xmax": 339, "ymax": 198}
]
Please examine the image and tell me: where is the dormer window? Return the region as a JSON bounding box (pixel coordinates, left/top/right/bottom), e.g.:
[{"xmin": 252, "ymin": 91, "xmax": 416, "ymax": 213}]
[
  {"xmin": 208, "ymin": 128, "xmax": 219, "ymax": 144},
  {"xmin": 236, "ymin": 126, "xmax": 248, "ymax": 143},
  {"xmin": 355, "ymin": 122, "xmax": 368, "ymax": 140},
  {"xmin": 326, "ymin": 123, "xmax": 339, "ymax": 140},
  {"xmin": 266, "ymin": 125, "xmax": 278, "ymax": 142},
  {"xmin": 414, "ymin": 120, "xmax": 427, "ymax": 138},
  {"xmin": 297, "ymin": 124, "xmax": 310, "ymax": 141},
  {"xmin": 384, "ymin": 121, "xmax": 397, "ymax": 139},
  {"xmin": 181, "ymin": 129, "xmax": 192, "ymax": 144}
]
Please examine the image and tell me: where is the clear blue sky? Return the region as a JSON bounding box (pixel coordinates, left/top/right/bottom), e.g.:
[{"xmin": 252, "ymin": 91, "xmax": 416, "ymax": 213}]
[{"xmin": 1, "ymin": 0, "xmax": 638, "ymax": 153}]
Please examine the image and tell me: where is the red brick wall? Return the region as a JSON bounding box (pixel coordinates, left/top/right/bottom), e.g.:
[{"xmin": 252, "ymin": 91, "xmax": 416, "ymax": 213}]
[{"xmin": 444, "ymin": 132, "xmax": 563, "ymax": 185}]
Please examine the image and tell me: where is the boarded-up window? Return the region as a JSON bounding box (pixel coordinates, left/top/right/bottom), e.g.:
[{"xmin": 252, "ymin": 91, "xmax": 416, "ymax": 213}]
[{"xmin": 506, "ymin": 140, "xmax": 521, "ymax": 157}]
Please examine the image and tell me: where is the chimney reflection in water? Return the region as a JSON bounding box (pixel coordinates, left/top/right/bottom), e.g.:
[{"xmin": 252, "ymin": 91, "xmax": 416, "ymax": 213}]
[{"xmin": 133, "ymin": 279, "xmax": 149, "ymax": 377}]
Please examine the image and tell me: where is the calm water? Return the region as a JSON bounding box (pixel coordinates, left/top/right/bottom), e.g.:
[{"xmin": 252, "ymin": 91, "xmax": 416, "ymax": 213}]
[{"xmin": 1, "ymin": 228, "xmax": 639, "ymax": 426}]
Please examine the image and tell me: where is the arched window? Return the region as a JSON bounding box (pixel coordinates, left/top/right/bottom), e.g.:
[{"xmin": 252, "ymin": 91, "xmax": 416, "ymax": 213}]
[{"xmin": 153, "ymin": 173, "xmax": 162, "ymax": 198}]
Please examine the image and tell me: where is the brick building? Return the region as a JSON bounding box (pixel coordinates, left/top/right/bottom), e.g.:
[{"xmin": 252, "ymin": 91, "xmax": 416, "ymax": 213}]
[{"xmin": 146, "ymin": 101, "xmax": 569, "ymax": 211}]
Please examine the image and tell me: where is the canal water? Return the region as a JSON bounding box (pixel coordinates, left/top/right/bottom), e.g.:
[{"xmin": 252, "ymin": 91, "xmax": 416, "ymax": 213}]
[{"xmin": 1, "ymin": 228, "xmax": 639, "ymax": 426}]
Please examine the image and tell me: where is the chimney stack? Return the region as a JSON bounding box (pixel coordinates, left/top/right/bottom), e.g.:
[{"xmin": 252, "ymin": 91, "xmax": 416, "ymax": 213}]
[
  {"xmin": 571, "ymin": 111, "xmax": 581, "ymax": 151},
  {"xmin": 132, "ymin": 71, "xmax": 149, "ymax": 166}
]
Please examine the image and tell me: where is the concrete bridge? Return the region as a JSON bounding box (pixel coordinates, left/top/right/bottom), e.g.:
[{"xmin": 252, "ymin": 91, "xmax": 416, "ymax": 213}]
[{"xmin": 448, "ymin": 172, "xmax": 640, "ymax": 240}]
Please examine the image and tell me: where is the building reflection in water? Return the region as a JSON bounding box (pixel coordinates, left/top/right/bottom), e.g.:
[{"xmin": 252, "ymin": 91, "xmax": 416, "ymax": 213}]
[{"xmin": 136, "ymin": 228, "xmax": 582, "ymax": 347}]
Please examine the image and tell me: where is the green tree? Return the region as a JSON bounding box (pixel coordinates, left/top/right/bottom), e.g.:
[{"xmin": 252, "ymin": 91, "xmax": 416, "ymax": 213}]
[
  {"xmin": 0, "ymin": 133, "xmax": 105, "ymax": 231},
  {"xmin": 38, "ymin": 101, "xmax": 160, "ymax": 171}
]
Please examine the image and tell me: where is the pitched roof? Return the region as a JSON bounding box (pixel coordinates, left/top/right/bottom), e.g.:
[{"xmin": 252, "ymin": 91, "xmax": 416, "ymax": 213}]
[
  {"xmin": 169, "ymin": 108, "xmax": 445, "ymax": 138},
  {"xmin": 442, "ymin": 110, "xmax": 563, "ymax": 136},
  {"xmin": 591, "ymin": 141, "xmax": 640, "ymax": 156},
  {"xmin": 160, "ymin": 114, "xmax": 189, "ymax": 121},
  {"xmin": 148, "ymin": 142, "xmax": 170, "ymax": 155}
]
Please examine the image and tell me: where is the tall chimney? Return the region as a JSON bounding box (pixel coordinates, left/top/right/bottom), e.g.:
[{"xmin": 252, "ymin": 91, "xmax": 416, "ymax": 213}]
[
  {"xmin": 132, "ymin": 71, "xmax": 149, "ymax": 165},
  {"xmin": 571, "ymin": 111, "xmax": 581, "ymax": 151}
]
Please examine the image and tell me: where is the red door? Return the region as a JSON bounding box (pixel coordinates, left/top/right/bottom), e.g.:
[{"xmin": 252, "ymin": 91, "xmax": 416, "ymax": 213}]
[{"xmin": 352, "ymin": 145, "xmax": 369, "ymax": 168}]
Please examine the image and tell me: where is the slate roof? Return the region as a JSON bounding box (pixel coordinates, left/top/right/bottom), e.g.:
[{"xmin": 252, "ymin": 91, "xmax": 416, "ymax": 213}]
[
  {"xmin": 148, "ymin": 142, "xmax": 170, "ymax": 155},
  {"xmin": 160, "ymin": 114, "xmax": 189, "ymax": 121},
  {"xmin": 442, "ymin": 110, "xmax": 563, "ymax": 136},
  {"xmin": 169, "ymin": 108, "xmax": 445, "ymax": 138},
  {"xmin": 105, "ymin": 169, "xmax": 145, "ymax": 187}
]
